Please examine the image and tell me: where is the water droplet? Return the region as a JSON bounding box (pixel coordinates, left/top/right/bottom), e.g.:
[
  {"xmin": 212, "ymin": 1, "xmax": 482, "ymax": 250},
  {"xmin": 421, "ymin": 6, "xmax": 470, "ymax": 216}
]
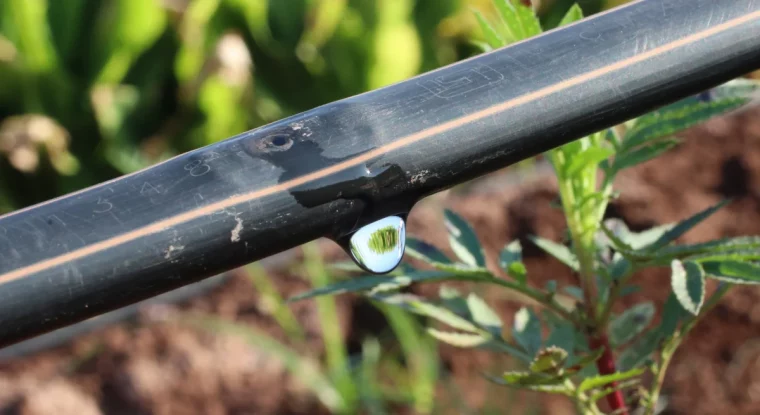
[{"xmin": 345, "ymin": 216, "xmax": 406, "ymax": 274}]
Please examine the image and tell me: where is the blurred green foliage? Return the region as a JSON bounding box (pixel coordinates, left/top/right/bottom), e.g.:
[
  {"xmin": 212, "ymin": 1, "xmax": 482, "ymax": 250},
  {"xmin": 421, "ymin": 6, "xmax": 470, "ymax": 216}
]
[{"xmin": 0, "ymin": 0, "xmax": 624, "ymax": 213}]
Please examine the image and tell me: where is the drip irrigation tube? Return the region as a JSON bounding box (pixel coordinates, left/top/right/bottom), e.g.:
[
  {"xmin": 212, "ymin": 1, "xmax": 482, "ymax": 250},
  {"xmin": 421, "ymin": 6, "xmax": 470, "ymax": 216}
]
[{"xmin": 2, "ymin": 0, "xmax": 760, "ymax": 347}]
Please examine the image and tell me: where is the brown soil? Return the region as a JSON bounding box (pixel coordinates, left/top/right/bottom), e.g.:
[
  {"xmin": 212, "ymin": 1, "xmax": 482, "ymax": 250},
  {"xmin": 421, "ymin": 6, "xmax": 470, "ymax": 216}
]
[{"xmin": 1, "ymin": 106, "xmax": 760, "ymax": 415}]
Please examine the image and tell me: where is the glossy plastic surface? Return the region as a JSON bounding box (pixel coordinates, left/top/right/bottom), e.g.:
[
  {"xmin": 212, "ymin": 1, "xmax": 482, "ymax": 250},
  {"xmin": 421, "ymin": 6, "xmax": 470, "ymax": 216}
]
[{"xmin": 1, "ymin": 0, "xmax": 760, "ymax": 346}]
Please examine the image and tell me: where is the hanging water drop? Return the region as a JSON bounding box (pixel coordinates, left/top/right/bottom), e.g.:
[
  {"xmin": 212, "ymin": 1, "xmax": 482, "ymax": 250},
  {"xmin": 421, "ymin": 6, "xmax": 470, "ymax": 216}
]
[{"xmin": 345, "ymin": 216, "xmax": 406, "ymax": 274}]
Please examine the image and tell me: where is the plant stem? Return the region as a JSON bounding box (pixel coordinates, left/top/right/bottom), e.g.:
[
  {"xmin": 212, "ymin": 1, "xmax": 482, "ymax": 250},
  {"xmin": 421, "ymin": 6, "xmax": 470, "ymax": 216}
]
[
  {"xmin": 644, "ymin": 283, "xmax": 731, "ymax": 415},
  {"xmin": 645, "ymin": 345, "xmax": 674, "ymax": 415},
  {"xmin": 589, "ymin": 334, "xmax": 628, "ymax": 414}
]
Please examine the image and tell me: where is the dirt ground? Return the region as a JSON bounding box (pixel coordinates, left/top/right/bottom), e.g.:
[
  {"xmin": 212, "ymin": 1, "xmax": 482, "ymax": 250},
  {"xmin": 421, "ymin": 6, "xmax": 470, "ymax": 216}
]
[{"xmin": 1, "ymin": 105, "xmax": 760, "ymax": 415}]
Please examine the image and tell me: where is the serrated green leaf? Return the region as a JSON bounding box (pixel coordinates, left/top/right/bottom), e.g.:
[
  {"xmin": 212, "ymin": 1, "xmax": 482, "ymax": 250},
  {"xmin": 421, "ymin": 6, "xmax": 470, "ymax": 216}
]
[
  {"xmin": 406, "ymin": 238, "xmax": 452, "ymax": 265},
  {"xmin": 371, "ymin": 293, "xmax": 484, "ymax": 335},
  {"xmin": 565, "ymin": 146, "xmax": 615, "ymax": 177},
  {"xmin": 408, "ymin": 298, "xmax": 482, "ymax": 333},
  {"xmin": 513, "ymin": 307, "xmax": 542, "ymax": 357},
  {"xmin": 473, "ymin": 9, "xmax": 505, "ymax": 49},
  {"xmin": 288, "ymin": 271, "xmax": 450, "ymax": 302},
  {"xmin": 611, "ymin": 138, "xmax": 679, "ymax": 173},
  {"xmin": 687, "ymin": 250, "xmax": 760, "ymax": 263},
  {"xmin": 628, "ymin": 236, "xmax": 760, "ymax": 262},
  {"xmin": 703, "ymin": 261, "xmax": 760, "ymax": 284},
  {"xmin": 645, "ymin": 201, "xmax": 729, "ymax": 251},
  {"xmin": 427, "ymin": 328, "xmax": 489, "ymax": 348},
  {"xmin": 493, "ymin": 0, "xmax": 541, "ymax": 44},
  {"xmin": 578, "ymin": 368, "xmax": 645, "ymax": 392},
  {"xmin": 444, "ymin": 209, "xmax": 486, "ymax": 268},
  {"xmin": 626, "ymin": 223, "xmax": 676, "ymax": 250},
  {"xmin": 529, "ymin": 236, "xmax": 579, "ymax": 271},
  {"xmin": 671, "ymin": 260, "xmax": 706, "ymax": 315},
  {"xmin": 558, "ymin": 4, "xmax": 584, "ymax": 27},
  {"xmin": 610, "ymin": 303, "xmax": 655, "ymax": 347},
  {"xmin": 467, "ymin": 294, "xmax": 503, "ymax": 337},
  {"xmin": 500, "ymin": 240, "xmax": 527, "ymax": 284},
  {"xmin": 529, "ymin": 346, "xmax": 568, "ymax": 374},
  {"xmin": 624, "ymin": 97, "xmax": 750, "ymax": 151}
]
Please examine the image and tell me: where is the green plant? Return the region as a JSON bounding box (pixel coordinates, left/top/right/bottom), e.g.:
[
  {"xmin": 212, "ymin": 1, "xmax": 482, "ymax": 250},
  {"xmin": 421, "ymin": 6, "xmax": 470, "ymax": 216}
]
[{"xmin": 291, "ymin": 2, "xmax": 760, "ymax": 414}]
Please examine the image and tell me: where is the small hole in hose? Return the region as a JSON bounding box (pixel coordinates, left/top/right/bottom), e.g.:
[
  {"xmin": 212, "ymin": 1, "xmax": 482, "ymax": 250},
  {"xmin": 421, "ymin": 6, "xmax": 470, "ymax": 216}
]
[{"xmin": 271, "ymin": 135, "xmax": 289, "ymax": 146}]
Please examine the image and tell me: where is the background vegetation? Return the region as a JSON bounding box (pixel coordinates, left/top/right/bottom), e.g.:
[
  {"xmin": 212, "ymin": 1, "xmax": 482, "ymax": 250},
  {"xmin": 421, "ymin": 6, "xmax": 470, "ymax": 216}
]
[{"xmin": 0, "ymin": 0, "xmax": 623, "ymax": 212}]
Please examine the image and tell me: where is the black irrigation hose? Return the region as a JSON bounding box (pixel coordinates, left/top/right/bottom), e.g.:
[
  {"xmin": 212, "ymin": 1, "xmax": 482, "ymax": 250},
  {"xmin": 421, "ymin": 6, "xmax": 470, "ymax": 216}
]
[{"xmin": 1, "ymin": 0, "xmax": 760, "ymax": 348}]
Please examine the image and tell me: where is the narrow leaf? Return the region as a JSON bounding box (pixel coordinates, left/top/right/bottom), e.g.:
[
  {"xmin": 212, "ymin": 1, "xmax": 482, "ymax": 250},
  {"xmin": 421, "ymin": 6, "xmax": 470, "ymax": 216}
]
[
  {"xmin": 703, "ymin": 260, "xmax": 760, "ymax": 284},
  {"xmin": 288, "ymin": 271, "xmax": 449, "ymax": 302},
  {"xmin": 588, "ymin": 379, "xmax": 641, "ymax": 403},
  {"xmin": 626, "ymin": 223, "xmax": 676, "ymax": 250},
  {"xmin": 687, "ymin": 250, "xmax": 760, "ymax": 263},
  {"xmin": 565, "ymin": 146, "xmax": 615, "ymax": 177},
  {"xmin": 473, "ymin": 9, "xmax": 505, "ymax": 49},
  {"xmin": 646, "ymin": 200, "xmax": 729, "ymax": 251},
  {"xmin": 624, "ymin": 97, "xmax": 750, "ymax": 151},
  {"xmin": 493, "ymin": 0, "xmax": 541, "ymax": 43},
  {"xmin": 670, "ymin": 260, "xmax": 706, "ymax": 315},
  {"xmin": 406, "ymin": 238, "xmax": 452, "ymax": 265},
  {"xmin": 502, "ymin": 371, "xmax": 563, "ymax": 386},
  {"xmin": 612, "ymin": 139, "xmax": 679, "ymax": 173},
  {"xmin": 529, "ymin": 236, "xmax": 579, "ymax": 271},
  {"xmin": 634, "ymin": 236, "xmax": 760, "ymax": 262},
  {"xmin": 408, "ymin": 299, "xmax": 482, "ymax": 333},
  {"xmin": 578, "ymin": 368, "xmax": 645, "ymax": 392},
  {"xmin": 427, "ymin": 328, "xmax": 489, "ymax": 348},
  {"xmin": 444, "ymin": 209, "xmax": 486, "ymax": 267}
]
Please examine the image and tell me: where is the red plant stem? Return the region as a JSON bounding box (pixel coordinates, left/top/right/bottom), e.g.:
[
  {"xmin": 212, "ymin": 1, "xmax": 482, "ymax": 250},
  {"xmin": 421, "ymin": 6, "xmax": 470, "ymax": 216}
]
[{"xmin": 589, "ymin": 334, "xmax": 628, "ymax": 414}]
